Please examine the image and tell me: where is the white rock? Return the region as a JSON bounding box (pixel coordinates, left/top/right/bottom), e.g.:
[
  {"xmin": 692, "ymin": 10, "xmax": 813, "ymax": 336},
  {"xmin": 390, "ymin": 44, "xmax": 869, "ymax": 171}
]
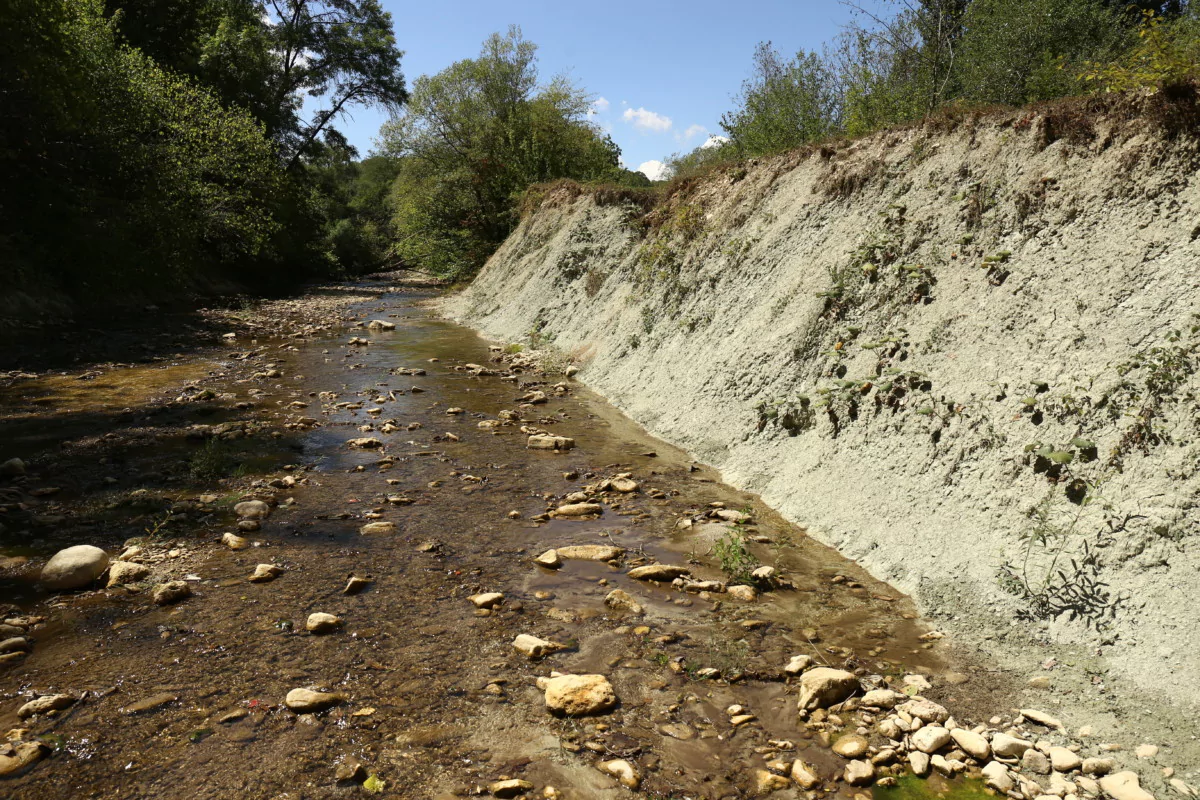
[
  {"xmin": 1023, "ymin": 748, "xmax": 1052, "ymax": 775},
  {"xmin": 726, "ymin": 584, "xmax": 757, "ymax": 601},
  {"xmin": 604, "ymin": 589, "xmax": 643, "ymax": 615},
  {"xmin": 900, "ymin": 698, "xmax": 949, "ymax": 723},
  {"xmin": 1050, "ymin": 746, "xmax": 1083, "ymax": 772},
  {"xmin": 306, "ymin": 612, "xmax": 342, "ymax": 633},
  {"xmin": 249, "ymin": 563, "xmax": 283, "ymax": 582},
  {"xmin": 534, "ymin": 549, "xmax": 561, "ymax": 568},
  {"xmin": 17, "ymin": 694, "xmax": 75, "ymax": 719},
  {"xmin": 41, "ymin": 545, "xmax": 109, "ymax": 590},
  {"xmin": 284, "ymin": 688, "xmax": 344, "ymax": 713},
  {"xmin": 628, "ymin": 564, "xmax": 689, "ymax": 581},
  {"xmin": 951, "ymin": 728, "xmax": 991, "ymax": 760},
  {"xmin": 556, "ymin": 545, "xmax": 623, "ymax": 562},
  {"xmin": 234, "ymin": 500, "xmax": 271, "ymax": 520},
  {"xmin": 554, "ymin": 502, "xmax": 602, "ymax": 517},
  {"xmin": 911, "ymin": 725, "xmax": 951, "ymax": 754},
  {"xmin": 796, "ymin": 667, "xmax": 860, "ymax": 710},
  {"xmin": 844, "ymin": 760, "xmax": 875, "ymax": 786},
  {"xmin": 469, "ymin": 592, "xmax": 504, "ymax": 609},
  {"xmin": 909, "ymin": 751, "xmax": 931, "ymax": 777},
  {"xmin": 783, "ymin": 654, "xmax": 813, "ymax": 675},
  {"xmin": 526, "ymin": 434, "xmax": 574, "ymax": 451},
  {"xmin": 1021, "ymin": 708, "xmax": 1064, "ymax": 729},
  {"xmin": 598, "ymin": 759, "xmax": 641, "ymax": 789},
  {"xmin": 513, "ymin": 634, "xmax": 563, "ymax": 658},
  {"xmin": 791, "ymin": 760, "xmax": 820, "ymax": 789},
  {"xmin": 992, "ymin": 732, "xmax": 1034, "ymax": 757},
  {"xmin": 1099, "ymin": 772, "xmax": 1155, "ymax": 800},
  {"xmin": 106, "ymin": 561, "xmax": 150, "ymax": 587},
  {"xmin": 541, "ymin": 674, "xmax": 616, "ymax": 716},
  {"xmin": 861, "ymin": 688, "xmax": 905, "ymax": 709},
  {"xmin": 753, "ymin": 769, "xmax": 790, "ymax": 794},
  {"xmin": 221, "ymin": 532, "xmax": 249, "ymax": 550},
  {"xmin": 1083, "ymin": 758, "xmax": 1114, "ymax": 776},
  {"xmin": 983, "ymin": 761, "xmax": 1016, "ymax": 793}
]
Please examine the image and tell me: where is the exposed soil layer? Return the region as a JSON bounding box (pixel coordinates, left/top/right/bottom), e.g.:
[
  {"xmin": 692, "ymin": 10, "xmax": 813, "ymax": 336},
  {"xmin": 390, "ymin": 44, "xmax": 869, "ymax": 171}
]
[{"xmin": 0, "ymin": 283, "xmax": 1012, "ymax": 799}]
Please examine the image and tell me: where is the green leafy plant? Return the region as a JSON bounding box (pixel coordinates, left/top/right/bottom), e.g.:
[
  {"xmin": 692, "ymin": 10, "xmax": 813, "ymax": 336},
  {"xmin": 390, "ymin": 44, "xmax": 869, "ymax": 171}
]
[{"xmin": 711, "ymin": 528, "xmax": 759, "ymax": 584}]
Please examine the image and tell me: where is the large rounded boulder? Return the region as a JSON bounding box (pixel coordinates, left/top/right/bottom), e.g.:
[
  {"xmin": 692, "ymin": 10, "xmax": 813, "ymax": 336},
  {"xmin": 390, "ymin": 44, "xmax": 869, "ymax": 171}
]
[{"xmin": 41, "ymin": 545, "xmax": 109, "ymax": 590}]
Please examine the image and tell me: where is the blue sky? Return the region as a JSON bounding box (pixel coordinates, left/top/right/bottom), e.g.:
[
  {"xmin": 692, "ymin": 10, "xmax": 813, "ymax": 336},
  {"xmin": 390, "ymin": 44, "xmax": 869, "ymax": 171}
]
[{"xmin": 342, "ymin": 0, "xmax": 888, "ymax": 179}]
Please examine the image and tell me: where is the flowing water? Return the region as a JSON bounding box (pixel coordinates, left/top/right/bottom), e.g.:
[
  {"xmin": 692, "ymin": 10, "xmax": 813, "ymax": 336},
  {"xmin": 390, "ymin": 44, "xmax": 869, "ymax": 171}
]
[{"xmin": 0, "ymin": 285, "xmax": 1011, "ymax": 799}]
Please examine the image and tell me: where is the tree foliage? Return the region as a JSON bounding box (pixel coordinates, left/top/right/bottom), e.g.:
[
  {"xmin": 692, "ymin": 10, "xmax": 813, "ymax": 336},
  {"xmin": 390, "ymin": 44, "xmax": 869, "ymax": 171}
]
[
  {"xmin": 713, "ymin": 0, "xmax": 1197, "ymax": 162},
  {"xmin": 719, "ymin": 43, "xmax": 843, "ymax": 156},
  {"xmin": 1, "ymin": 0, "xmax": 407, "ymax": 315},
  {"xmin": 379, "ymin": 27, "xmax": 625, "ymax": 279}
]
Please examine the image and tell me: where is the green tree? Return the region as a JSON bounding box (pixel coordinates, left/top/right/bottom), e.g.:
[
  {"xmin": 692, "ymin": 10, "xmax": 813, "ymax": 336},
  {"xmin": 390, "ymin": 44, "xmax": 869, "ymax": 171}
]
[
  {"xmin": 1, "ymin": 0, "xmax": 285, "ymax": 308},
  {"xmin": 379, "ymin": 27, "xmax": 622, "ymax": 279},
  {"xmin": 955, "ymin": 0, "xmax": 1128, "ymax": 105},
  {"xmin": 719, "ymin": 42, "xmax": 842, "ymax": 156}
]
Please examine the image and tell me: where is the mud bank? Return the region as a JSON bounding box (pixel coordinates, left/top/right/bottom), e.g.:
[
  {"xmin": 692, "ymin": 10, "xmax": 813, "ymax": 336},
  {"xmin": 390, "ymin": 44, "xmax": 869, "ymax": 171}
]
[{"xmin": 445, "ymin": 104, "xmax": 1200, "ymax": 771}]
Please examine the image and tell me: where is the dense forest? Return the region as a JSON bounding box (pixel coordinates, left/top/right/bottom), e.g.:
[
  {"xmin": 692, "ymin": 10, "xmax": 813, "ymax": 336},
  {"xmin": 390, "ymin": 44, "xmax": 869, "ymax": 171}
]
[{"xmin": 2, "ymin": 0, "xmax": 1199, "ymax": 312}]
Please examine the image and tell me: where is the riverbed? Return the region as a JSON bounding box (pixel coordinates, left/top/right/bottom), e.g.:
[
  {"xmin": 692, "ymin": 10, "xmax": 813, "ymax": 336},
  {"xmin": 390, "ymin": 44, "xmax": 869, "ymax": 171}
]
[{"xmin": 0, "ymin": 282, "xmax": 1016, "ymax": 798}]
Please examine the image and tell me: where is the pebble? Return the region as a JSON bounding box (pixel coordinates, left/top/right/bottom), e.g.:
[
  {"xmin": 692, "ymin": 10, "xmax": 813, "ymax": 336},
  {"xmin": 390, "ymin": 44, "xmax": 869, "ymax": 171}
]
[
  {"xmin": 1100, "ymin": 771, "xmax": 1156, "ymax": 800},
  {"xmin": 992, "ymin": 732, "xmax": 1033, "ymax": 757},
  {"xmin": 555, "ymin": 545, "xmax": 623, "ymax": 562},
  {"xmin": 792, "ymin": 760, "xmax": 820, "ymax": 789},
  {"xmin": 284, "ymin": 688, "xmax": 345, "ymax": 713},
  {"xmin": 107, "ymin": 561, "xmax": 150, "ymax": 587},
  {"xmin": 784, "ymin": 654, "xmax": 813, "ymax": 675},
  {"xmin": 121, "ymin": 692, "xmax": 178, "ymax": 714},
  {"xmin": 1023, "ymin": 748, "xmax": 1052, "ymax": 775},
  {"xmin": 249, "ymin": 564, "xmax": 283, "ymax": 583},
  {"xmin": 344, "ymin": 575, "xmax": 370, "ymax": 594},
  {"xmin": 151, "ymin": 581, "xmax": 192, "ymax": 605},
  {"xmin": 221, "ymin": 532, "xmax": 249, "ymax": 550},
  {"xmin": 604, "ymin": 589, "xmax": 643, "ymax": 615},
  {"xmin": 844, "ymin": 760, "xmax": 875, "ymax": 786},
  {"xmin": 628, "ymin": 564, "xmax": 690, "ymax": 581},
  {"xmin": 513, "ymin": 634, "xmax": 564, "ymax": 658},
  {"xmin": 982, "ymin": 761, "xmax": 1015, "ymax": 793},
  {"xmin": 489, "ymin": 779, "xmax": 534, "ymax": 798},
  {"xmin": 911, "ymin": 725, "xmax": 951, "ymax": 754},
  {"xmin": 753, "ymin": 768, "xmax": 791, "ymax": 794},
  {"xmin": 359, "ymin": 521, "xmax": 396, "ymax": 535},
  {"xmin": 234, "ymin": 500, "xmax": 271, "ymax": 520},
  {"xmin": 726, "ymin": 584, "xmax": 757, "ymax": 601},
  {"xmin": 1136, "ymin": 744, "xmax": 1159, "ymax": 759},
  {"xmin": 1050, "ymin": 746, "xmax": 1083, "ymax": 772},
  {"xmin": 540, "ymin": 674, "xmax": 616, "ymax": 716},
  {"xmin": 598, "ymin": 759, "xmax": 642, "ymax": 789},
  {"xmin": 833, "ymin": 734, "xmax": 870, "ymax": 758},
  {"xmin": 0, "ymin": 742, "xmax": 48, "ymax": 777},
  {"xmin": 306, "ymin": 613, "xmax": 342, "ymax": 634},
  {"xmin": 469, "ymin": 592, "xmax": 504, "ymax": 609},
  {"xmin": 1083, "ymin": 757, "xmax": 1115, "ymax": 776},
  {"xmin": 950, "ymin": 728, "xmax": 991, "ymax": 760},
  {"xmin": 797, "ymin": 668, "xmax": 860, "ymax": 710},
  {"xmin": 553, "ymin": 502, "xmax": 602, "ymax": 517},
  {"xmin": 17, "ymin": 694, "xmax": 75, "ymax": 719},
  {"xmin": 1021, "ymin": 708, "xmax": 1064, "ymax": 729},
  {"xmin": 533, "ymin": 549, "xmax": 562, "ymax": 568}
]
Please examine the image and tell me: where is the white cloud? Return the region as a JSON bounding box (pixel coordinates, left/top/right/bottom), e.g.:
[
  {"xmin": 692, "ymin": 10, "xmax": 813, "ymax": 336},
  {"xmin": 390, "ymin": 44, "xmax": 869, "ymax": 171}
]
[
  {"xmin": 623, "ymin": 107, "xmax": 672, "ymax": 133},
  {"xmin": 636, "ymin": 160, "xmax": 670, "ymax": 181},
  {"xmin": 678, "ymin": 124, "xmax": 708, "ymax": 143},
  {"xmin": 700, "ymin": 134, "xmax": 731, "ymax": 150},
  {"xmin": 592, "ymin": 97, "xmax": 610, "ymax": 113}
]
